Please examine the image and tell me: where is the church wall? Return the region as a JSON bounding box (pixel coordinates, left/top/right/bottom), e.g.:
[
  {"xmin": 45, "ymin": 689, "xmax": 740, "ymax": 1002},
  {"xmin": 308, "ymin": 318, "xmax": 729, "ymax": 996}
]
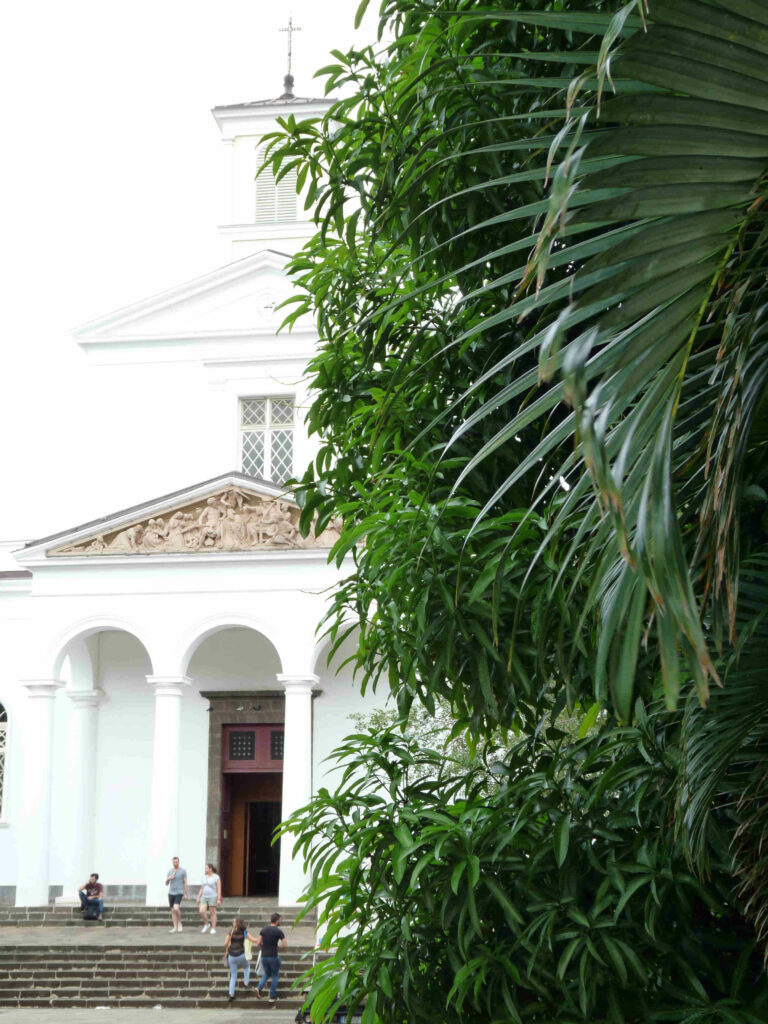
[
  {"xmin": 313, "ymin": 634, "xmax": 392, "ymax": 796},
  {"xmin": 75, "ymin": 362, "xmax": 229, "ymax": 516},
  {"xmin": 30, "ymin": 358, "xmax": 320, "ymax": 539},
  {"xmin": 90, "ymin": 631, "xmax": 154, "ymax": 885}
]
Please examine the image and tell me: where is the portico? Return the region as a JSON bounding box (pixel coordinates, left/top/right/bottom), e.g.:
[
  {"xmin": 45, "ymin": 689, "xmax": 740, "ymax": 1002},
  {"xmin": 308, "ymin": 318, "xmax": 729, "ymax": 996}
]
[{"xmin": 3, "ymin": 473, "xmax": 384, "ymax": 909}]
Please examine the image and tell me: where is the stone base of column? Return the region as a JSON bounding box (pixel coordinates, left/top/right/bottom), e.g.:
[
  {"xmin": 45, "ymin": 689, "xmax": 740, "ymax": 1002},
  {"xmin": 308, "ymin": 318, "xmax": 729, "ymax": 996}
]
[
  {"xmin": 54, "ymin": 893, "xmax": 81, "ymax": 907},
  {"xmin": 144, "ymin": 879, "xmax": 171, "ymax": 907},
  {"xmin": 15, "ymin": 882, "xmax": 51, "ymax": 907}
]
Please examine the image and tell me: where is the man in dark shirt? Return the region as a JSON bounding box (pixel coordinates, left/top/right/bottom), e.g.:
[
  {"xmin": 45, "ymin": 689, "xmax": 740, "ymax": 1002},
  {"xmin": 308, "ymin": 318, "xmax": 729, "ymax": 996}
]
[
  {"xmin": 79, "ymin": 873, "xmax": 104, "ymax": 920},
  {"xmin": 255, "ymin": 912, "xmax": 287, "ymax": 1003}
]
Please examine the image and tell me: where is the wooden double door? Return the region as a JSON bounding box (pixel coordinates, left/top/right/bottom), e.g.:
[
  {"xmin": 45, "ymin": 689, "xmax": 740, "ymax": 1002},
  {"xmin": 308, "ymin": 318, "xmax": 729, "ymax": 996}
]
[{"xmin": 219, "ymin": 724, "xmax": 284, "ymax": 897}]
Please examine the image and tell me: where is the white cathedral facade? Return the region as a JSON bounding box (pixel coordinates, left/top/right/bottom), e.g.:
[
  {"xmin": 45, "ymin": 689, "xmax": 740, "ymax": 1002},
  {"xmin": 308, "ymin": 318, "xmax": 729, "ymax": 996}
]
[{"xmin": 0, "ymin": 79, "xmax": 386, "ymax": 909}]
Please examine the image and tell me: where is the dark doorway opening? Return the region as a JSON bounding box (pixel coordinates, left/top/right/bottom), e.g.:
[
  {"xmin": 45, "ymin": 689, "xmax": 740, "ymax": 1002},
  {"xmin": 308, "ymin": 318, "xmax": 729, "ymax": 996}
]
[
  {"xmin": 220, "ymin": 772, "xmax": 282, "ymax": 897},
  {"xmin": 246, "ymin": 801, "xmax": 281, "ymax": 896}
]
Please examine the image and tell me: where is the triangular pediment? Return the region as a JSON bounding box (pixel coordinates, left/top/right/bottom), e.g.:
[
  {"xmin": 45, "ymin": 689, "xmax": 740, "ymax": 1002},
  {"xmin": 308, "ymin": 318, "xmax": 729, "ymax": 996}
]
[
  {"xmin": 73, "ymin": 251, "xmax": 301, "ymax": 346},
  {"xmin": 19, "ymin": 474, "xmax": 339, "ymax": 560}
]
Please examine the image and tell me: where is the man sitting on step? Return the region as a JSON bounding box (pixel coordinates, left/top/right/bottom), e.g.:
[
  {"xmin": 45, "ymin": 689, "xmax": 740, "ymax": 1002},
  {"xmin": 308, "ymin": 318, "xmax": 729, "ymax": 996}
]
[{"xmin": 79, "ymin": 873, "xmax": 104, "ymax": 920}]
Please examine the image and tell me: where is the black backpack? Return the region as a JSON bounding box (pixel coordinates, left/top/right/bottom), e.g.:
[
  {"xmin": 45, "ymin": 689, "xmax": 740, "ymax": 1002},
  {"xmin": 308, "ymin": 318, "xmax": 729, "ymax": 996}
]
[{"xmin": 82, "ymin": 903, "xmax": 100, "ymax": 921}]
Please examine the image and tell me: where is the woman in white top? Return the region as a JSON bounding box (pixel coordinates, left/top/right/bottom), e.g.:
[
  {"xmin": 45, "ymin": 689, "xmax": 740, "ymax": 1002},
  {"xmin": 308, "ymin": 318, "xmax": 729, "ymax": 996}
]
[{"xmin": 197, "ymin": 863, "xmax": 222, "ymax": 934}]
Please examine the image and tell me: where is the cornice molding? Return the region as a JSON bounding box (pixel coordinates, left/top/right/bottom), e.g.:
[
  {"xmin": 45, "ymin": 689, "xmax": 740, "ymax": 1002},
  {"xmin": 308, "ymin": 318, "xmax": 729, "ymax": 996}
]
[
  {"xmin": 20, "ymin": 680, "xmax": 65, "ymax": 699},
  {"xmin": 67, "ymin": 688, "xmax": 105, "ymax": 709},
  {"xmin": 73, "ymin": 251, "xmax": 291, "ymax": 343}
]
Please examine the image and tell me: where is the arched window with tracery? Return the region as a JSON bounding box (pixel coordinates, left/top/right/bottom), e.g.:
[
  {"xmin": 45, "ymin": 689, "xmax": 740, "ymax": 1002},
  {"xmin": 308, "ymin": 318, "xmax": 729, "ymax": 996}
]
[{"xmin": 0, "ymin": 704, "xmax": 6, "ymax": 818}]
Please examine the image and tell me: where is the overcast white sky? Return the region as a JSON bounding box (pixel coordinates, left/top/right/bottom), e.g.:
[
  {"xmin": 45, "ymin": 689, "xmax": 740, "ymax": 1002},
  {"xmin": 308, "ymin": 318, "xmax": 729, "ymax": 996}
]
[{"xmin": 0, "ymin": 0, "xmax": 377, "ymax": 543}]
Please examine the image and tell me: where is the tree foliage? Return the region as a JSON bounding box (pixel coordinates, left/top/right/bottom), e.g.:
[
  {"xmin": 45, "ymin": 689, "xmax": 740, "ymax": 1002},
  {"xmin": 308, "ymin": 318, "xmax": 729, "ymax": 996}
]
[
  {"xmin": 269, "ymin": 0, "xmax": 768, "ymax": 722},
  {"xmin": 283, "ymin": 719, "xmax": 768, "ymax": 1023},
  {"xmin": 264, "ymin": 0, "xmax": 768, "ymax": 1019}
]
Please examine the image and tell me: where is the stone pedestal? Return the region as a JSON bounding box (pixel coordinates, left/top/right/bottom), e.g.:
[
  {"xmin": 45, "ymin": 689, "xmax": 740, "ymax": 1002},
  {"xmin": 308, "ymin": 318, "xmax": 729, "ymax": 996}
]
[
  {"xmin": 144, "ymin": 676, "xmax": 189, "ymax": 905},
  {"xmin": 61, "ymin": 689, "xmax": 104, "ymax": 902},
  {"xmin": 277, "ymin": 673, "xmax": 317, "ymax": 905},
  {"xmin": 15, "ymin": 681, "xmax": 64, "ymax": 906}
]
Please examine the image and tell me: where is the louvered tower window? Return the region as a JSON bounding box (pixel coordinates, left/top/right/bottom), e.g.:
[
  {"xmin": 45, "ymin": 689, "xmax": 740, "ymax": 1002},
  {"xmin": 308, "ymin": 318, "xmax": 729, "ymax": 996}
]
[
  {"xmin": 240, "ymin": 397, "xmax": 295, "ymax": 482},
  {"xmin": 0, "ymin": 704, "xmax": 7, "ymax": 818},
  {"xmin": 255, "ymin": 144, "xmax": 297, "ymax": 223}
]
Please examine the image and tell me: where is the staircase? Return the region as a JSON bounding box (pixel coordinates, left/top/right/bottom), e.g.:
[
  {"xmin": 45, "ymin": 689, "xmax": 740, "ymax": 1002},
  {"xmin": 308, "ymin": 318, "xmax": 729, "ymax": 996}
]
[
  {"xmin": 0, "ymin": 901, "xmax": 315, "ymax": 928},
  {"xmin": 0, "ymin": 902, "xmax": 317, "ymax": 1009},
  {"xmin": 0, "ymin": 944, "xmax": 313, "ymax": 1009}
]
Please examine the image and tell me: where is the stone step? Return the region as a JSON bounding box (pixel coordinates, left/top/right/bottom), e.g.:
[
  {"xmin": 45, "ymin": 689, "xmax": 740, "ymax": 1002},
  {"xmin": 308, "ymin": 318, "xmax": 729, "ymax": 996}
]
[
  {"xmin": 1, "ymin": 981, "xmax": 305, "ymax": 989},
  {"xmin": 0, "ymin": 922, "xmax": 262, "ymax": 928},
  {"xmin": 0, "ymin": 951, "xmax": 309, "ymax": 958},
  {"xmin": 0, "ymin": 997, "xmax": 302, "ymax": 1009},
  {"xmin": 2, "ymin": 905, "xmax": 313, "ymax": 913},
  {"xmin": 0, "ymin": 905, "xmax": 313, "ymax": 916},
  {"xmin": 0, "ymin": 962, "xmax": 309, "ymax": 971},
  {"xmin": 0, "ymin": 967, "xmax": 304, "ymax": 974},
  {"xmin": 0, "ymin": 958, "xmax": 307, "ymax": 965},
  {"xmin": 0, "ymin": 962, "xmax": 308, "ymax": 970},
  {"xmin": 0, "ymin": 967, "xmax": 308, "ymax": 977},
  {"xmin": 0, "ymin": 984, "xmax": 299, "ymax": 996},
  {"xmin": 0, "ymin": 968, "xmax": 307, "ymax": 981},
  {"xmin": 0, "ymin": 948, "xmax": 312, "ymax": 957},
  {"xmin": 0, "ymin": 942, "xmax": 313, "ymax": 950},
  {"xmin": 0, "ymin": 944, "xmax": 313, "ymax": 953},
  {"xmin": 0, "ymin": 908, "xmax": 312, "ymax": 915}
]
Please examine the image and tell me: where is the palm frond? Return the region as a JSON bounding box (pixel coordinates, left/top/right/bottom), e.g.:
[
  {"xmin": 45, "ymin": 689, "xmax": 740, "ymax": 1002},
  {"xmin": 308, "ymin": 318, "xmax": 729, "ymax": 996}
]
[{"xmin": 442, "ymin": 0, "xmax": 768, "ymax": 711}]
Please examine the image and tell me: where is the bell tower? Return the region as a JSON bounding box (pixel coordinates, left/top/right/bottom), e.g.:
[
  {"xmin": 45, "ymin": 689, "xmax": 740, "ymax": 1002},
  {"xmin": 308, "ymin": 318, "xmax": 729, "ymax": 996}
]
[{"xmin": 211, "ymin": 20, "xmax": 331, "ymax": 261}]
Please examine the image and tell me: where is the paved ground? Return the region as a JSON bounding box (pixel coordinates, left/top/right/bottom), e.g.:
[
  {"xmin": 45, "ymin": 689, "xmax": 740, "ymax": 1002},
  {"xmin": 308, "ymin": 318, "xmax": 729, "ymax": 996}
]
[
  {"xmin": 0, "ymin": 924, "xmax": 317, "ymax": 948},
  {"xmin": 0, "ymin": 1012, "xmax": 298, "ymax": 1022}
]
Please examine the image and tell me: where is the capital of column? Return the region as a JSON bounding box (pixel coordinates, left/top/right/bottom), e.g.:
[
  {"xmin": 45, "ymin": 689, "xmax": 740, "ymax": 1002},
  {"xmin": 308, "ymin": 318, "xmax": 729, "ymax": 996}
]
[
  {"xmin": 146, "ymin": 675, "xmax": 191, "ymax": 698},
  {"xmin": 21, "ymin": 679, "xmax": 65, "ymax": 699},
  {"xmin": 277, "ymin": 673, "xmax": 319, "ymax": 697},
  {"xmin": 67, "ymin": 688, "xmax": 105, "ymax": 709}
]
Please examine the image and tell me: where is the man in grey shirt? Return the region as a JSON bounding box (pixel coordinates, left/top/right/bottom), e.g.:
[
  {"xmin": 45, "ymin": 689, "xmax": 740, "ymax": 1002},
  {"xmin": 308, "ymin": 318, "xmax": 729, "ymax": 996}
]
[{"xmin": 165, "ymin": 856, "xmax": 188, "ymax": 933}]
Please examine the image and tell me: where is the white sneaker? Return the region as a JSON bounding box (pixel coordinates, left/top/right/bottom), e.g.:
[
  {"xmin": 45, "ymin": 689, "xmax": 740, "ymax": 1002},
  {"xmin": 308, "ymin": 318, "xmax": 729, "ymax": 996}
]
[
  {"xmin": 201, "ymin": 924, "xmax": 211, "ymax": 933},
  {"xmin": 177, "ymin": 923, "xmax": 183, "ymax": 933},
  {"xmin": 210, "ymin": 928, "xmax": 216, "ymax": 935},
  {"xmin": 169, "ymin": 927, "xmax": 177, "ymax": 933}
]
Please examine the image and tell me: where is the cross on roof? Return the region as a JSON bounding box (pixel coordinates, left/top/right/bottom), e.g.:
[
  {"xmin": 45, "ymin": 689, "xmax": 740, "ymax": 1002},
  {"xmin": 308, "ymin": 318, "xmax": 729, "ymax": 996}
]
[{"xmin": 279, "ymin": 16, "xmax": 301, "ymax": 77}]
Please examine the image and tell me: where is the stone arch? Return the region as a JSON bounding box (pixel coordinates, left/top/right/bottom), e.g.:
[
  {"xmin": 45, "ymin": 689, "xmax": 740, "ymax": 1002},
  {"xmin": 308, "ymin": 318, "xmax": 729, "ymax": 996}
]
[
  {"xmin": 50, "ymin": 616, "xmax": 156, "ymax": 680},
  {"xmin": 177, "ymin": 613, "xmax": 286, "ymax": 678},
  {"xmin": 310, "ymin": 617, "xmax": 359, "ymax": 677}
]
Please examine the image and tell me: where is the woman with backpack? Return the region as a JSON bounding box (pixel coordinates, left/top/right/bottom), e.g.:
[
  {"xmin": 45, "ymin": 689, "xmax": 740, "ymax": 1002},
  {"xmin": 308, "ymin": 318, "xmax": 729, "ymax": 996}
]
[{"xmin": 224, "ymin": 916, "xmax": 251, "ymax": 1002}]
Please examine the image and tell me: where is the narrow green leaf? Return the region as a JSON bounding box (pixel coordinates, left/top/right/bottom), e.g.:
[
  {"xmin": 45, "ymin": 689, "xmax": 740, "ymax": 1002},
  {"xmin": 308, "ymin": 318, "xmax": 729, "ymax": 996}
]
[{"xmin": 554, "ymin": 814, "xmax": 571, "ymax": 867}]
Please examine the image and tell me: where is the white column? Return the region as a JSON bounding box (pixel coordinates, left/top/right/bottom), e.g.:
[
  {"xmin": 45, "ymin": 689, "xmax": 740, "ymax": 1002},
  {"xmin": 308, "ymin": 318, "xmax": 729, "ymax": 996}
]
[
  {"xmin": 277, "ymin": 673, "xmax": 317, "ymax": 905},
  {"xmin": 57, "ymin": 689, "xmax": 105, "ymax": 904},
  {"xmin": 15, "ymin": 680, "xmax": 64, "ymax": 906},
  {"xmin": 145, "ymin": 676, "xmax": 189, "ymax": 906}
]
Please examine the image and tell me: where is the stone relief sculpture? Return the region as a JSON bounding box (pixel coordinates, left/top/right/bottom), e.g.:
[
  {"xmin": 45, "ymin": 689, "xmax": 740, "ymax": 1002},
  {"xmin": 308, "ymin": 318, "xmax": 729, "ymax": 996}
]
[{"xmin": 51, "ymin": 488, "xmax": 342, "ymax": 557}]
